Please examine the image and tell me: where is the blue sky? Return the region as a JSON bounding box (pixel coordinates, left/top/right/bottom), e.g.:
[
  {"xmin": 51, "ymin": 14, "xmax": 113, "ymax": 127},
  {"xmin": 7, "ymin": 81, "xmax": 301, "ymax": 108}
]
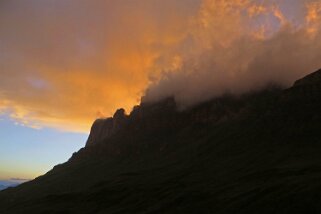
[{"xmin": 0, "ymin": 114, "xmax": 87, "ymax": 180}]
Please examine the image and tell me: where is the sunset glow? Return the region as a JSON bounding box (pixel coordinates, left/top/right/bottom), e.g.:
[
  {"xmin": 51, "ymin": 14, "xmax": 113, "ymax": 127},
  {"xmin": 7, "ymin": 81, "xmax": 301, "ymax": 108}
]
[{"xmin": 1, "ymin": 0, "xmax": 321, "ymax": 132}]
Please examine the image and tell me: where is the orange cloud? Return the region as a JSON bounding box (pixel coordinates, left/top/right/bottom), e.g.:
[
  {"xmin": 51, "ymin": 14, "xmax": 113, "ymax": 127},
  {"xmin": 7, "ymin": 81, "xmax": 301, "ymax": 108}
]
[
  {"xmin": 306, "ymin": 1, "xmax": 321, "ymax": 35},
  {"xmin": 0, "ymin": 0, "xmax": 198, "ymax": 132},
  {"xmin": 1, "ymin": 0, "xmax": 321, "ymax": 132},
  {"xmin": 145, "ymin": 0, "xmax": 321, "ymax": 106}
]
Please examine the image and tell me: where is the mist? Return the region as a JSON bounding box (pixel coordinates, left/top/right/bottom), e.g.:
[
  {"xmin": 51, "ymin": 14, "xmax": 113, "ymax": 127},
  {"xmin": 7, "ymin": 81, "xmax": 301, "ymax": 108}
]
[{"xmin": 144, "ymin": 0, "xmax": 321, "ymax": 107}]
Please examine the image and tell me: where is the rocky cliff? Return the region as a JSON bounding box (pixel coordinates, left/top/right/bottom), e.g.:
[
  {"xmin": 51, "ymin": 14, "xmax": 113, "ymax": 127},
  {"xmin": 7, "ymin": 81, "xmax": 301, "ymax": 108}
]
[
  {"xmin": 83, "ymin": 69, "xmax": 321, "ymax": 152},
  {"xmin": 85, "ymin": 108, "xmax": 128, "ymax": 147}
]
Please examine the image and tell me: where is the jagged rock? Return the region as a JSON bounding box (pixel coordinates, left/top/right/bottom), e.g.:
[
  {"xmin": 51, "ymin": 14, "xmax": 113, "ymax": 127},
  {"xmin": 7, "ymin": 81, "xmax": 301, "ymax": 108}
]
[
  {"xmin": 85, "ymin": 69, "xmax": 321, "ymax": 148},
  {"xmin": 85, "ymin": 118, "xmax": 113, "ymax": 146},
  {"xmin": 112, "ymin": 108, "xmax": 127, "ymax": 132},
  {"xmin": 85, "ymin": 108, "xmax": 128, "ymax": 147}
]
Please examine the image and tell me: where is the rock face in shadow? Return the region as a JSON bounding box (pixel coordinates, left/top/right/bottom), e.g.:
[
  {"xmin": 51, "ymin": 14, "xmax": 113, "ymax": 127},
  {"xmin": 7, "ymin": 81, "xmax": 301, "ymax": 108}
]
[
  {"xmin": 85, "ymin": 108, "xmax": 128, "ymax": 147},
  {"xmin": 1, "ymin": 69, "xmax": 321, "ymax": 214},
  {"xmin": 294, "ymin": 68, "xmax": 321, "ymax": 86},
  {"xmin": 281, "ymin": 69, "xmax": 321, "ymax": 104}
]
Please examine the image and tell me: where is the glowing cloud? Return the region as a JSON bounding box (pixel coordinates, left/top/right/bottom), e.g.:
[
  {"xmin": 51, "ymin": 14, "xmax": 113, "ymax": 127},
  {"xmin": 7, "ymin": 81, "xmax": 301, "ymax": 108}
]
[
  {"xmin": 1, "ymin": 0, "xmax": 321, "ymax": 132},
  {"xmin": 145, "ymin": 0, "xmax": 321, "ymax": 106}
]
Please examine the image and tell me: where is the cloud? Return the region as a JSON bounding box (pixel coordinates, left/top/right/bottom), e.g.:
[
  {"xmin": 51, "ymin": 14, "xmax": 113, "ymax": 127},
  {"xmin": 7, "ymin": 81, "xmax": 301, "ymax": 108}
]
[
  {"xmin": 0, "ymin": 0, "xmax": 201, "ymax": 132},
  {"xmin": 0, "ymin": 0, "xmax": 321, "ymax": 132},
  {"xmin": 10, "ymin": 178, "xmax": 31, "ymax": 182},
  {"xmin": 144, "ymin": 0, "xmax": 321, "ymax": 106}
]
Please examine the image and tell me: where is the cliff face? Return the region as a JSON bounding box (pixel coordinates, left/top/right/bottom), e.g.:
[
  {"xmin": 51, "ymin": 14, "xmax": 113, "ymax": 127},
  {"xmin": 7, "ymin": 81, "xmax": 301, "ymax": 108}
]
[
  {"xmin": 85, "ymin": 108, "xmax": 128, "ymax": 147},
  {"xmin": 1, "ymin": 69, "xmax": 321, "ymax": 214},
  {"xmin": 84, "ymin": 69, "xmax": 321, "ymax": 150},
  {"xmin": 83, "ymin": 97, "xmax": 242, "ymax": 149},
  {"xmin": 70, "ymin": 69, "xmax": 321, "ymax": 165}
]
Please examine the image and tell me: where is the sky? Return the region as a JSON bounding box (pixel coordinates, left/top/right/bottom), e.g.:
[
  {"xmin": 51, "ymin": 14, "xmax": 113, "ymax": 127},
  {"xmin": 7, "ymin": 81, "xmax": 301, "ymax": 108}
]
[
  {"xmin": 1, "ymin": 0, "xmax": 321, "ymax": 180},
  {"xmin": 0, "ymin": 114, "xmax": 87, "ymax": 180}
]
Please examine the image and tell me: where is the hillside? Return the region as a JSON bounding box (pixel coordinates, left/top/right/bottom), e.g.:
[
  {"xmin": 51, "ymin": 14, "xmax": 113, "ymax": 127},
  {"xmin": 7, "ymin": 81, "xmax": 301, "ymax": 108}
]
[{"xmin": 0, "ymin": 69, "xmax": 321, "ymax": 214}]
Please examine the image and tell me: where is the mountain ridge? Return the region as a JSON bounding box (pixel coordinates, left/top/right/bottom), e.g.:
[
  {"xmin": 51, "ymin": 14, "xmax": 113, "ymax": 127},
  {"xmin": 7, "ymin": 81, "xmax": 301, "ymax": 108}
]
[{"xmin": 1, "ymin": 69, "xmax": 321, "ymax": 213}]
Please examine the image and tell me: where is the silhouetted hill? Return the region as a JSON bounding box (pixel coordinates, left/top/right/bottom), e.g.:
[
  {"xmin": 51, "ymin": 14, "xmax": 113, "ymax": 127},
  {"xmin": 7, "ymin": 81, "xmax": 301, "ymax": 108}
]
[{"xmin": 0, "ymin": 69, "xmax": 321, "ymax": 213}]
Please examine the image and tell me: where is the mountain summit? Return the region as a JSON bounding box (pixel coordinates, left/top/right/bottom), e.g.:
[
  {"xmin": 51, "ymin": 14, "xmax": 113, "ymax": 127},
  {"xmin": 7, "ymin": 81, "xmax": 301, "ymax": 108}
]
[{"xmin": 1, "ymin": 69, "xmax": 321, "ymax": 213}]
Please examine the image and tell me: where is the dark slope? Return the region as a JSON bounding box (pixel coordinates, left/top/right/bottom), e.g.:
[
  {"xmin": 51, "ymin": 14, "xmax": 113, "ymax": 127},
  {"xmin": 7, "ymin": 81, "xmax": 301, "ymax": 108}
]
[{"xmin": 1, "ymin": 69, "xmax": 321, "ymax": 214}]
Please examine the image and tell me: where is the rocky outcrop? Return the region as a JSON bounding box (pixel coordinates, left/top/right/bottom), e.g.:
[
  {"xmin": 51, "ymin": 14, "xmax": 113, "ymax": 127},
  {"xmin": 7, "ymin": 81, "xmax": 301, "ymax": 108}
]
[
  {"xmin": 85, "ymin": 69, "xmax": 321, "ymax": 149},
  {"xmin": 85, "ymin": 108, "xmax": 128, "ymax": 147}
]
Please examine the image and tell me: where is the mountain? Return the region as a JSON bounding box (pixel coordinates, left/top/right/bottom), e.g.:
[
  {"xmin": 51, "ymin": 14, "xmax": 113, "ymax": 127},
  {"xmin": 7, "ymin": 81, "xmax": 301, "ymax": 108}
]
[{"xmin": 0, "ymin": 69, "xmax": 321, "ymax": 213}]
